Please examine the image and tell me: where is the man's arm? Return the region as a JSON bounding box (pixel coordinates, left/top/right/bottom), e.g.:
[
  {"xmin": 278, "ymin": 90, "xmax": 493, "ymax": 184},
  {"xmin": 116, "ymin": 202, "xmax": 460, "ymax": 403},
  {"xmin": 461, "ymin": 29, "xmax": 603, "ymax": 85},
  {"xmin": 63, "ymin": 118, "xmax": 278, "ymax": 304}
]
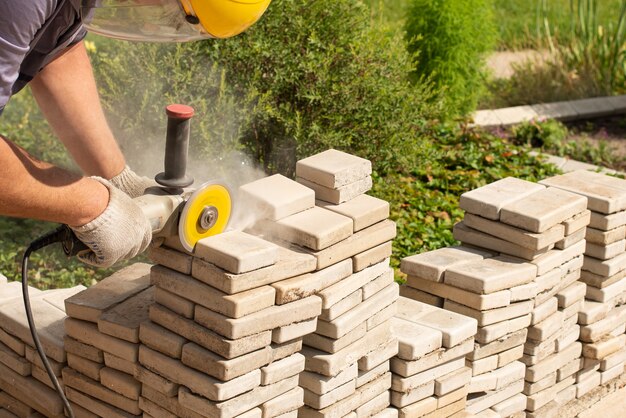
[{"xmin": 29, "ymin": 41, "xmax": 125, "ymax": 179}]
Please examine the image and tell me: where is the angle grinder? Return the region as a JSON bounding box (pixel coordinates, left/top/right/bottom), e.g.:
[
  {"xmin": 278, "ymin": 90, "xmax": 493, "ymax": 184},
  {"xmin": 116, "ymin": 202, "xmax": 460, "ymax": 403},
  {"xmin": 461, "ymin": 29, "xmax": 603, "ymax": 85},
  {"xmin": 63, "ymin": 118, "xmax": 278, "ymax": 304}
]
[{"xmin": 21, "ymin": 104, "xmax": 232, "ymax": 417}]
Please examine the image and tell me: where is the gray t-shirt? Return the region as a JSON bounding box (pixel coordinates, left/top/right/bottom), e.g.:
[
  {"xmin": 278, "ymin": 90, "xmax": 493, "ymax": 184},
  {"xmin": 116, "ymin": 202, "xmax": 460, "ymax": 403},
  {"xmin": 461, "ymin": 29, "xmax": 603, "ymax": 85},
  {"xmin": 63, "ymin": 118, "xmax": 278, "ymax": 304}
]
[{"xmin": 0, "ymin": 0, "xmax": 85, "ymax": 115}]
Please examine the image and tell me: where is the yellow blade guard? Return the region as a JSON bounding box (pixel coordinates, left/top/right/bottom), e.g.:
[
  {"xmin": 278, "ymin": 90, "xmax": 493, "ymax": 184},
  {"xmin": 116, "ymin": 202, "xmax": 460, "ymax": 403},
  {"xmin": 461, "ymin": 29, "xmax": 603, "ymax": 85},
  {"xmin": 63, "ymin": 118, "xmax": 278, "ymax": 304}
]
[{"xmin": 179, "ymin": 181, "xmax": 232, "ymax": 251}]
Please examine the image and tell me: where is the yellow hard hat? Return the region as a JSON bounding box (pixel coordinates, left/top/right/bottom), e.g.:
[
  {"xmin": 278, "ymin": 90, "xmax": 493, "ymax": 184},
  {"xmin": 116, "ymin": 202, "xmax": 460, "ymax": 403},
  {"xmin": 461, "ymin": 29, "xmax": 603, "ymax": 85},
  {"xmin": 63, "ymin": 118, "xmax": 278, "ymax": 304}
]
[{"xmin": 81, "ymin": 0, "xmax": 271, "ymax": 42}]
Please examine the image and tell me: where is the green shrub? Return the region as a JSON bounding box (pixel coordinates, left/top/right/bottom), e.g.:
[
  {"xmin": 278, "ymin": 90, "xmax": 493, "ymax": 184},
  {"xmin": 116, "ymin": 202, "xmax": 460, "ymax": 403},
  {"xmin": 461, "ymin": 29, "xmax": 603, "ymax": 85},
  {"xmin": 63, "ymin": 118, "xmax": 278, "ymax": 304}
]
[
  {"xmin": 91, "ymin": 0, "xmax": 437, "ymax": 177},
  {"xmin": 405, "ymin": 0, "xmax": 496, "ymax": 118},
  {"xmin": 512, "ymin": 119, "xmax": 568, "ymax": 148}
]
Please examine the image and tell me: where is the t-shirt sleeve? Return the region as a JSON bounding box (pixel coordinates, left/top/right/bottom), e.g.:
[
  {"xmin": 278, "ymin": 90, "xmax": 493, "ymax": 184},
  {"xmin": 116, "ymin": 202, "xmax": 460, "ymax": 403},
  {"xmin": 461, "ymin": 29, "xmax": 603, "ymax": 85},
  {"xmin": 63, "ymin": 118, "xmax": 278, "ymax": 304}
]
[{"xmin": 0, "ymin": 0, "xmax": 55, "ymax": 114}]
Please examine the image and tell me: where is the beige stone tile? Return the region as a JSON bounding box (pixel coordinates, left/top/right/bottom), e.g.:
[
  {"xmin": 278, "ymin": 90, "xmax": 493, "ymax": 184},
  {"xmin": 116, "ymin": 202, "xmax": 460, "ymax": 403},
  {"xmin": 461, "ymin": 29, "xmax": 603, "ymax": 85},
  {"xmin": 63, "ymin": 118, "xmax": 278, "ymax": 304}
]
[
  {"xmin": 303, "ymin": 322, "xmax": 367, "ymax": 354},
  {"xmin": 141, "ymin": 384, "xmax": 203, "ymax": 418},
  {"xmin": 100, "ymin": 367, "xmax": 140, "ymax": 401},
  {"xmin": 600, "ymin": 362, "xmax": 624, "ymax": 384},
  {"xmin": 582, "ymin": 334, "xmax": 626, "ymax": 360},
  {"xmin": 272, "ymin": 259, "xmax": 352, "ymax": 305},
  {"xmin": 576, "ymin": 370, "xmax": 601, "ymax": 398},
  {"xmin": 491, "ymin": 393, "xmax": 526, "ymax": 417},
  {"xmin": 556, "ymin": 324, "xmax": 581, "ymax": 352},
  {"xmin": 67, "ymin": 353, "xmax": 102, "ymax": 381},
  {"xmin": 586, "ymin": 239, "xmax": 626, "ymax": 260},
  {"xmin": 318, "ymin": 260, "xmax": 389, "ymax": 309},
  {"xmin": 64, "ymin": 336, "xmax": 103, "ymax": 364},
  {"xmin": 195, "ymin": 231, "xmax": 279, "ymax": 274},
  {"xmin": 435, "ymin": 367, "xmax": 472, "ymax": 396},
  {"xmin": 466, "ymin": 379, "xmax": 524, "ymax": 414},
  {"xmin": 0, "ymin": 328, "xmax": 24, "ymax": 357},
  {"xmin": 469, "ymin": 354, "xmax": 499, "ymax": 376},
  {"xmin": 555, "ymin": 226, "xmax": 586, "ymax": 249},
  {"xmin": 580, "ymin": 304, "xmax": 626, "ymax": 342},
  {"xmin": 65, "ymin": 318, "xmax": 138, "ymax": 363},
  {"xmin": 390, "ymin": 338, "xmax": 473, "ymax": 378},
  {"xmin": 148, "ymin": 245, "xmax": 192, "ymax": 274},
  {"xmin": 181, "ymin": 343, "xmax": 272, "ymax": 381},
  {"xmin": 476, "ymin": 314, "xmax": 531, "ymax": 345},
  {"xmin": 362, "ymin": 269, "xmax": 394, "ymax": 300},
  {"xmin": 270, "ymin": 340, "xmax": 302, "ymax": 363},
  {"xmin": 358, "ymin": 338, "xmax": 398, "ymax": 371},
  {"xmin": 556, "ymin": 281, "xmax": 586, "ymax": 308},
  {"xmin": 531, "ymin": 240, "xmax": 586, "ymax": 275},
  {"xmin": 525, "ymin": 342, "xmax": 582, "ymax": 382},
  {"xmin": 600, "ymin": 347, "xmax": 626, "ymax": 371},
  {"xmin": 239, "ymin": 174, "xmax": 315, "ymax": 221},
  {"xmin": 64, "ymin": 263, "xmax": 151, "ymax": 323},
  {"xmin": 318, "ymin": 194, "xmax": 389, "ymax": 232},
  {"xmin": 562, "ymin": 210, "xmax": 591, "ymax": 235},
  {"xmin": 396, "ymin": 396, "xmax": 436, "ymax": 418},
  {"xmin": 139, "ymin": 320, "xmax": 186, "ymax": 359},
  {"xmin": 356, "ymin": 360, "xmax": 389, "ymax": 388},
  {"xmin": 151, "ymin": 265, "xmax": 276, "ymax": 319},
  {"xmin": 192, "ymin": 245, "xmax": 316, "ymax": 294},
  {"xmin": 531, "ymin": 297, "xmax": 558, "ymax": 326},
  {"xmin": 194, "ymin": 295, "xmax": 321, "ymax": 339},
  {"xmin": 272, "ymin": 316, "xmax": 318, "ymax": 343},
  {"xmin": 444, "ymin": 299, "xmax": 530, "ymax": 327},
  {"xmin": 355, "ymin": 390, "xmax": 389, "ymax": 417},
  {"xmin": 97, "ymin": 287, "xmax": 153, "ymax": 343},
  {"xmin": 400, "ymin": 246, "xmax": 492, "ymax": 282},
  {"xmin": 580, "ymin": 268, "xmax": 626, "ymax": 289},
  {"xmin": 391, "ymin": 357, "xmax": 465, "ymax": 392},
  {"xmin": 459, "ymin": 177, "xmax": 545, "ymax": 221},
  {"xmin": 299, "ymin": 363, "xmax": 358, "ymax": 396},
  {"xmin": 304, "ymin": 379, "xmax": 356, "ymax": 409},
  {"xmin": 261, "ymin": 353, "xmax": 305, "ymax": 386},
  {"xmin": 398, "ymin": 286, "xmax": 444, "ymax": 308},
  {"xmin": 319, "ymin": 289, "xmax": 363, "ymax": 322},
  {"xmin": 390, "ymin": 317, "xmax": 442, "ymax": 361},
  {"xmin": 510, "ymin": 281, "xmax": 539, "ymax": 302},
  {"xmin": 586, "ymin": 225, "xmax": 626, "ymax": 245},
  {"xmin": 467, "ymin": 329, "xmax": 527, "ymax": 362},
  {"xmin": 585, "ymin": 275, "xmax": 626, "ymax": 303},
  {"xmin": 453, "ymin": 222, "xmax": 552, "ymax": 260},
  {"xmin": 66, "ymin": 386, "xmax": 133, "ymax": 418},
  {"xmin": 298, "ymin": 176, "xmax": 372, "ymax": 205},
  {"xmin": 296, "ymin": 150, "xmax": 372, "ymax": 189},
  {"xmin": 498, "ymin": 344, "xmax": 524, "ymax": 367},
  {"xmin": 134, "ymin": 365, "xmax": 178, "ymax": 397},
  {"xmin": 469, "ymin": 372, "xmax": 497, "ymax": 393},
  {"xmin": 0, "ymin": 340, "xmax": 30, "ymax": 376},
  {"xmin": 154, "ymin": 287, "xmax": 194, "ymax": 318},
  {"xmin": 353, "ymin": 242, "xmax": 393, "ymax": 272},
  {"xmin": 527, "ymin": 310, "xmax": 564, "ymax": 342},
  {"xmin": 589, "ymin": 210, "xmax": 626, "ymax": 230},
  {"xmin": 262, "ymin": 387, "xmax": 303, "ymax": 418}
]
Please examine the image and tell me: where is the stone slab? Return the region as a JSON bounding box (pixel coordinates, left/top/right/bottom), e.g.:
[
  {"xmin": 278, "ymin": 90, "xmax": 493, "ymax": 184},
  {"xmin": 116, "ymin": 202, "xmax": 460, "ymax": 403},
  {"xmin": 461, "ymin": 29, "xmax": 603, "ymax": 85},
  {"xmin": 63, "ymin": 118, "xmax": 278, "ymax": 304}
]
[
  {"xmin": 148, "ymin": 245, "xmax": 192, "ymax": 274},
  {"xmin": 318, "ymin": 194, "xmax": 389, "ymax": 232},
  {"xmin": 261, "ymin": 353, "xmax": 305, "ymax": 386},
  {"xmin": 238, "ymin": 174, "xmax": 315, "ymax": 221},
  {"xmin": 586, "ymin": 239, "xmax": 626, "ymax": 260},
  {"xmin": 318, "ymin": 259, "xmax": 389, "ymax": 309},
  {"xmin": 459, "ymin": 178, "xmax": 545, "ymax": 220},
  {"xmin": 297, "ymin": 176, "xmax": 372, "ymax": 205},
  {"xmin": 181, "ymin": 343, "xmax": 272, "ymax": 381},
  {"xmin": 296, "ymin": 149, "xmax": 372, "ymax": 189},
  {"xmin": 353, "ymin": 241, "xmax": 393, "ymax": 272},
  {"xmin": 400, "ymin": 246, "xmax": 493, "ymax": 282},
  {"xmin": 586, "ymin": 225, "xmax": 626, "ymax": 245},
  {"xmin": 154, "ymin": 287, "xmax": 194, "ymax": 319},
  {"xmin": 195, "ymin": 231, "xmax": 279, "ymax": 274},
  {"xmin": 589, "ymin": 210, "xmax": 626, "ymax": 230},
  {"xmin": 390, "ymin": 317, "xmax": 442, "ymax": 361},
  {"xmin": 64, "ymin": 263, "xmax": 151, "ymax": 323},
  {"xmin": 98, "ymin": 287, "xmax": 154, "ymax": 343}
]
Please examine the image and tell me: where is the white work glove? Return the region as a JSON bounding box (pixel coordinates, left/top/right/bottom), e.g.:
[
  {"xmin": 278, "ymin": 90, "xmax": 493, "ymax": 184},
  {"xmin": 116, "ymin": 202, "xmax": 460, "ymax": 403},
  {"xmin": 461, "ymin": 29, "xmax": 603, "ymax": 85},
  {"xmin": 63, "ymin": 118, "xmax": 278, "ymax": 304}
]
[
  {"xmin": 110, "ymin": 165, "xmax": 157, "ymax": 198},
  {"xmin": 70, "ymin": 178, "xmax": 152, "ymax": 268}
]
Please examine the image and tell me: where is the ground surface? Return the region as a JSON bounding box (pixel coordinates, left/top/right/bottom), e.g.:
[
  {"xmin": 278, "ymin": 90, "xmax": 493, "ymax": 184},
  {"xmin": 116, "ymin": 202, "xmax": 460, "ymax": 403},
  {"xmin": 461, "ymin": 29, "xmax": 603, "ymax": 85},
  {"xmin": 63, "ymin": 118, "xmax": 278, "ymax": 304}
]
[{"xmin": 564, "ymin": 117, "xmax": 626, "ymax": 172}]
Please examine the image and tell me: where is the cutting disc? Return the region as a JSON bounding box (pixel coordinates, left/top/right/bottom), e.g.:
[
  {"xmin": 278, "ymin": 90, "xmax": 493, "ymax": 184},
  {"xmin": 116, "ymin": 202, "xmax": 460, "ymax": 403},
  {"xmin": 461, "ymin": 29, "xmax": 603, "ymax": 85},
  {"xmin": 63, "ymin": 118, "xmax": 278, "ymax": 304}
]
[{"xmin": 178, "ymin": 181, "xmax": 232, "ymax": 251}]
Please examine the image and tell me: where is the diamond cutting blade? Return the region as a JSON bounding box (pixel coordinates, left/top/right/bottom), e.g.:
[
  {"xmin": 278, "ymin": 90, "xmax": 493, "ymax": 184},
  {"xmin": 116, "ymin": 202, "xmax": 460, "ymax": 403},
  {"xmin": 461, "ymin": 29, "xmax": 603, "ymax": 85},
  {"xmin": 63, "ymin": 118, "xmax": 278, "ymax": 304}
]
[{"xmin": 178, "ymin": 181, "xmax": 232, "ymax": 252}]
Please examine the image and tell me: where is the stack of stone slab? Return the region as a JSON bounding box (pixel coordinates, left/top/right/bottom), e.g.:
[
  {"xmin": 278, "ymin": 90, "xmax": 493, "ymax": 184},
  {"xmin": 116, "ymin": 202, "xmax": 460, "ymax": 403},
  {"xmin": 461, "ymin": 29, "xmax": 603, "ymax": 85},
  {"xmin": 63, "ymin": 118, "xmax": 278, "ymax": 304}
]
[
  {"xmin": 63, "ymin": 263, "xmax": 153, "ymax": 417},
  {"xmin": 144, "ymin": 226, "xmax": 322, "ymax": 418},
  {"xmin": 401, "ymin": 177, "xmax": 592, "ymax": 417},
  {"xmin": 238, "ymin": 149, "xmax": 398, "ymax": 418},
  {"xmin": 389, "ymin": 296, "xmax": 476, "ymax": 418},
  {"xmin": 539, "ymin": 170, "xmax": 626, "ymax": 403},
  {"xmin": 400, "ymin": 247, "xmax": 529, "ymax": 417},
  {"xmin": 0, "ymin": 279, "xmax": 85, "ymax": 417}
]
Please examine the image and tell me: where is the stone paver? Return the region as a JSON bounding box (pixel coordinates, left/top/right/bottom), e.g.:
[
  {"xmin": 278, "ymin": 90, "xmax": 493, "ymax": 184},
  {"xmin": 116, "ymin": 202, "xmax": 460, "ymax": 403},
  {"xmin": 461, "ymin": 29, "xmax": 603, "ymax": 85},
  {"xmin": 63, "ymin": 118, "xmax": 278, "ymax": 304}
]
[
  {"xmin": 239, "ymin": 174, "xmax": 315, "ymax": 221},
  {"xmin": 296, "ymin": 149, "xmax": 372, "ymax": 189},
  {"xmin": 400, "ymin": 246, "xmax": 492, "ymax": 283},
  {"xmin": 318, "ymin": 194, "xmax": 389, "ymax": 232},
  {"xmin": 298, "ymin": 176, "xmax": 373, "ymax": 205}
]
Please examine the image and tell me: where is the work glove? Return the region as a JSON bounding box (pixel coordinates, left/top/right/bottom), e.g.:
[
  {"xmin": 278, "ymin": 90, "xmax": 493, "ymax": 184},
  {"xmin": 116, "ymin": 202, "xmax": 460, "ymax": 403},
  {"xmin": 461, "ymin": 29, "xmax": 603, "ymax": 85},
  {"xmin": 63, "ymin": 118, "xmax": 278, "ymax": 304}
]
[
  {"xmin": 70, "ymin": 178, "xmax": 152, "ymax": 268},
  {"xmin": 110, "ymin": 165, "xmax": 157, "ymax": 198}
]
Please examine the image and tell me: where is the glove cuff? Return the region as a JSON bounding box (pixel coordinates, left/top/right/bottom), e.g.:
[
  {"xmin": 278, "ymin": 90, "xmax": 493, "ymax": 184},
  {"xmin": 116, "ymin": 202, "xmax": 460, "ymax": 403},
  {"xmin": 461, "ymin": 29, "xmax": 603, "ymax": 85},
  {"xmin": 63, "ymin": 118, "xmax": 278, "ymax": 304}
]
[
  {"xmin": 110, "ymin": 165, "xmax": 152, "ymax": 198},
  {"xmin": 71, "ymin": 177, "xmax": 116, "ymax": 233}
]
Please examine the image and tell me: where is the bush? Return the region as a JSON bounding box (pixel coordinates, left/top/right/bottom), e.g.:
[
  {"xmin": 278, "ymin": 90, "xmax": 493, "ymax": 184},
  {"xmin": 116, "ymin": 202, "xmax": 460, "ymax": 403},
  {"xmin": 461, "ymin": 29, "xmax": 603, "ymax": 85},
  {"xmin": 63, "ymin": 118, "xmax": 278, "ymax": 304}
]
[
  {"xmin": 405, "ymin": 0, "xmax": 496, "ymax": 118},
  {"xmin": 91, "ymin": 0, "xmax": 437, "ymax": 177}
]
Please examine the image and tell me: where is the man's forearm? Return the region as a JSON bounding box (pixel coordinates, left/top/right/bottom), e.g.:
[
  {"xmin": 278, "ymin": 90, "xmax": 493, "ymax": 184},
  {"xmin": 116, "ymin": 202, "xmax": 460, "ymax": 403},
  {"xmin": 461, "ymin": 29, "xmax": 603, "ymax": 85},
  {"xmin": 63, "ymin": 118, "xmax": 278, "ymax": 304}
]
[
  {"xmin": 0, "ymin": 135, "xmax": 108, "ymax": 226},
  {"xmin": 29, "ymin": 41, "xmax": 125, "ymax": 179}
]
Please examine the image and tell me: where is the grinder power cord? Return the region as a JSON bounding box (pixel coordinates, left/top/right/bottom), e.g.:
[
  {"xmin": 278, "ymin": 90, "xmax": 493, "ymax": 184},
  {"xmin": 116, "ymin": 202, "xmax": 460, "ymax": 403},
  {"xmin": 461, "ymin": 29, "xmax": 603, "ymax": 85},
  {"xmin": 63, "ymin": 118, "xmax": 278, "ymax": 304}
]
[{"xmin": 21, "ymin": 104, "xmax": 233, "ymax": 417}]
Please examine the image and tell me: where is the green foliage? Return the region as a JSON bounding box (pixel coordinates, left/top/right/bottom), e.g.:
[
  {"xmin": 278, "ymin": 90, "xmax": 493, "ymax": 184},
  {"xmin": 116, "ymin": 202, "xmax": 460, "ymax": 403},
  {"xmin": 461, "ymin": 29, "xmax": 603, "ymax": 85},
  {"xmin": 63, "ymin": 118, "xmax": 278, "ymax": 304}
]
[
  {"xmin": 371, "ymin": 123, "xmax": 560, "ymax": 275},
  {"xmin": 404, "ymin": 0, "xmax": 496, "ymax": 118},
  {"xmin": 512, "ymin": 119, "xmax": 568, "ymax": 148},
  {"xmin": 90, "ymin": 0, "xmax": 435, "ymax": 177}
]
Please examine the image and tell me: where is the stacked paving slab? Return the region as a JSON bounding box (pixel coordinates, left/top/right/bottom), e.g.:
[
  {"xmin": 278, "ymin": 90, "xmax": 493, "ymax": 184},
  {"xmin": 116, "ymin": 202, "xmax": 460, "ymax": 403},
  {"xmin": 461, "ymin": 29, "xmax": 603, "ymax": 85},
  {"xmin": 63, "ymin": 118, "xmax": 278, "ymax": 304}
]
[
  {"xmin": 242, "ymin": 149, "xmax": 398, "ymax": 418},
  {"xmin": 0, "ymin": 279, "xmax": 85, "ymax": 417},
  {"xmin": 401, "ymin": 177, "xmax": 591, "ymax": 417},
  {"xmin": 389, "ymin": 296, "xmax": 477, "ymax": 418},
  {"xmin": 63, "ymin": 263, "xmax": 153, "ymax": 417},
  {"xmin": 539, "ymin": 170, "xmax": 626, "ymax": 405},
  {"xmin": 145, "ymin": 225, "xmax": 322, "ymax": 418}
]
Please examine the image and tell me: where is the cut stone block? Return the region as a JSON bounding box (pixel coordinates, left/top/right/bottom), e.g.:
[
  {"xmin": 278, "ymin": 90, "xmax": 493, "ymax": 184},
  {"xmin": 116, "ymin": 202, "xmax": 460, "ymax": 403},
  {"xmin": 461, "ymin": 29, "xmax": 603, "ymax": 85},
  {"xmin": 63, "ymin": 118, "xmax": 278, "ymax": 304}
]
[
  {"xmin": 555, "ymin": 226, "xmax": 586, "ymax": 249},
  {"xmin": 154, "ymin": 287, "xmax": 194, "ymax": 319},
  {"xmin": 586, "ymin": 225, "xmax": 626, "ymax": 245},
  {"xmin": 467, "ymin": 329, "xmax": 528, "ymax": 362},
  {"xmin": 470, "ymin": 372, "xmax": 497, "ymax": 393},
  {"xmin": 63, "ymin": 368, "xmax": 141, "ymax": 414},
  {"xmin": 152, "ymin": 265, "xmax": 276, "ymax": 319},
  {"xmin": 398, "ymin": 286, "xmax": 444, "ymax": 308},
  {"xmin": 469, "ymin": 354, "xmax": 499, "ymax": 376},
  {"xmin": 600, "ymin": 347, "xmax": 626, "ymax": 371},
  {"xmin": 134, "ymin": 366, "xmax": 179, "ymax": 397},
  {"xmin": 498, "ymin": 344, "xmax": 524, "ymax": 367},
  {"xmin": 396, "ymin": 396, "xmax": 437, "ymax": 418},
  {"xmin": 586, "ymin": 239, "xmax": 625, "ymax": 260},
  {"xmin": 298, "ymin": 176, "xmax": 372, "ymax": 205},
  {"xmin": 391, "ymin": 357, "xmax": 465, "ymax": 393},
  {"xmin": 405, "ymin": 276, "xmax": 511, "ymax": 311},
  {"xmin": 272, "ymin": 316, "xmax": 318, "ymax": 343},
  {"xmin": 304, "ymin": 219, "xmax": 396, "ymax": 270},
  {"xmin": 149, "ymin": 303, "xmax": 271, "ymax": 359},
  {"xmin": 476, "ymin": 314, "xmax": 531, "ymax": 344},
  {"xmin": 64, "ymin": 263, "xmax": 151, "ymax": 323},
  {"xmin": 271, "ymin": 340, "xmax": 302, "ymax": 363},
  {"xmin": 580, "ymin": 269, "xmax": 626, "ymax": 289},
  {"xmin": 391, "ymin": 338, "xmax": 473, "ymax": 378},
  {"xmin": 500, "ymin": 187, "xmax": 588, "ymax": 233},
  {"xmin": 139, "ymin": 345, "xmax": 260, "ymax": 402},
  {"xmin": 195, "ymin": 231, "xmax": 279, "ymax": 274},
  {"xmin": 318, "ymin": 194, "xmax": 388, "ymax": 232},
  {"xmin": 391, "ymin": 381, "xmax": 434, "ymax": 408},
  {"xmin": 362, "ymin": 268, "xmax": 394, "ymax": 299},
  {"xmin": 100, "ymin": 367, "xmax": 141, "ymax": 400},
  {"xmin": 195, "ymin": 295, "xmax": 320, "ymax": 339},
  {"xmin": 556, "ymin": 281, "xmax": 586, "ymax": 308},
  {"xmin": 239, "ymin": 174, "xmax": 315, "ymax": 221},
  {"xmin": 583, "ymin": 252, "xmax": 626, "ymax": 281},
  {"xmin": 454, "ymin": 222, "xmax": 552, "ymax": 260},
  {"xmin": 358, "ymin": 338, "xmax": 398, "ymax": 371},
  {"xmin": 67, "ymin": 352, "xmax": 102, "ymax": 381},
  {"xmin": 527, "ymin": 310, "xmax": 564, "ymax": 342},
  {"xmin": 540, "ymin": 170, "xmax": 626, "ymax": 214},
  {"xmin": 192, "ymin": 245, "xmax": 316, "ymax": 294},
  {"xmin": 304, "ymin": 379, "xmax": 355, "ymax": 409},
  {"xmin": 464, "ymin": 213, "xmax": 565, "ymax": 250},
  {"xmin": 148, "ymin": 245, "xmax": 192, "ymax": 274},
  {"xmin": 355, "ymin": 391, "xmax": 390, "ymax": 417},
  {"xmin": 399, "ymin": 307, "xmax": 477, "ymax": 349},
  {"xmin": 98, "ymin": 287, "xmax": 154, "ymax": 343},
  {"xmin": 525, "ymin": 342, "xmax": 582, "ymax": 382},
  {"xmin": 0, "ymin": 297, "xmax": 66, "ymax": 363},
  {"xmin": 319, "ymin": 289, "xmax": 362, "ymax": 322},
  {"xmin": 304, "ymin": 322, "xmax": 367, "ymax": 354},
  {"xmin": 0, "ymin": 363, "xmax": 62, "ymax": 417},
  {"xmin": 299, "ymin": 363, "xmax": 358, "ymax": 396},
  {"xmin": 459, "ymin": 177, "xmax": 545, "ymax": 221},
  {"xmin": 272, "ymin": 259, "xmax": 352, "ymax": 305},
  {"xmin": 261, "ymin": 353, "xmax": 305, "ymax": 386},
  {"xmin": 357, "ymin": 360, "xmax": 389, "ymax": 388},
  {"xmin": 181, "ymin": 343, "xmax": 272, "ymax": 381},
  {"xmin": 64, "ymin": 335, "xmax": 103, "ymax": 363},
  {"xmin": 510, "ymin": 282, "xmax": 538, "ymax": 302},
  {"xmin": 262, "ymin": 387, "xmax": 303, "ymax": 418},
  {"xmin": 353, "ymin": 242, "xmax": 393, "ymax": 272},
  {"xmin": 466, "ymin": 379, "xmax": 524, "ymax": 415},
  {"xmin": 179, "ymin": 374, "xmax": 298, "ymax": 418},
  {"xmin": 444, "ymin": 256, "xmax": 536, "ymax": 295},
  {"xmin": 0, "ymin": 327, "xmax": 24, "ymax": 357},
  {"xmin": 400, "ymin": 246, "xmax": 492, "ymax": 282},
  {"xmin": 589, "ymin": 210, "xmax": 626, "ymax": 230},
  {"xmin": 390, "ymin": 317, "xmax": 443, "ymax": 361},
  {"xmin": 531, "ymin": 239, "xmax": 586, "ymax": 276},
  {"xmin": 531, "ymin": 297, "xmax": 558, "ymax": 326},
  {"xmin": 296, "ymin": 149, "xmax": 372, "ymax": 189},
  {"xmin": 583, "ymin": 334, "xmax": 626, "ymax": 360},
  {"xmin": 318, "ymin": 259, "xmax": 389, "ymax": 309},
  {"xmin": 302, "ymin": 322, "xmax": 391, "ymax": 377},
  {"xmin": 435, "ymin": 367, "xmax": 472, "ymax": 396},
  {"xmin": 40, "ymin": 285, "xmax": 86, "ymax": 312},
  {"xmin": 316, "ymin": 284, "xmax": 397, "ymax": 339},
  {"xmin": 563, "ymin": 210, "xmax": 592, "ymax": 235},
  {"xmin": 0, "ymin": 341, "xmax": 31, "ymax": 376},
  {"xmin": 66, "ymin": 386, "xmax": 132, "ymax": 418},
  {"xmin": 141, "ymin": 384, "xmax": 204, "ymax": 418},
  {"xmin": 139, "ymin": 321, "xmax": 186, "ymax": 359}
]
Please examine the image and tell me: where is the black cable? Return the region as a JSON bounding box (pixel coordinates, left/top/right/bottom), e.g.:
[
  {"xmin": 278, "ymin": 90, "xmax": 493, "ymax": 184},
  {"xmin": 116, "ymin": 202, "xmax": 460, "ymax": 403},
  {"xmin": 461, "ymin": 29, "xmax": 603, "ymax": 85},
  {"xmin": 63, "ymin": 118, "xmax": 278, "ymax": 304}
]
[{"xmin": 22, "ymin": 226, "xmax": 75, "ymax": 418}]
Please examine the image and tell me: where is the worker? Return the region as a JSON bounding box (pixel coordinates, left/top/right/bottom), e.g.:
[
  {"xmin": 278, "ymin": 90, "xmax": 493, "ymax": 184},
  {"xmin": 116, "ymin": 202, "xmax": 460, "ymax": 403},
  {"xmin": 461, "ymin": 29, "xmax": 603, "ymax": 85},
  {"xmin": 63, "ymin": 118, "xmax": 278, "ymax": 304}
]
[{"xmin": 0, "ymin": 0, "xmax": 271, "ymax": 267}]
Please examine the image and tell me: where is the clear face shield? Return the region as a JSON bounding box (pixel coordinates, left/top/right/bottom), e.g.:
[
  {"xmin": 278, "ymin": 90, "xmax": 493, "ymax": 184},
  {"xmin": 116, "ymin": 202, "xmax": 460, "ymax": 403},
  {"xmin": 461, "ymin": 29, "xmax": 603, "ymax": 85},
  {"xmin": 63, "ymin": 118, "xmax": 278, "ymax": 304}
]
[{"xmin": 81, "ymin": 0, "xmax": 213, "ymax": 42}]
